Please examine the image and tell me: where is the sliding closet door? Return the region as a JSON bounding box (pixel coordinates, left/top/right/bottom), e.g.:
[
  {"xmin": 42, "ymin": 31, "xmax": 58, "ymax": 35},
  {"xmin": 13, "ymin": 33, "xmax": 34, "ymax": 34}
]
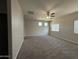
[
  {"xmin": 0, "ymin": 0, "xmax": 9, "ymax": 59},
  {"xmin": 0, "ymin": 14, "xmax": 8, "ymax": 55}
]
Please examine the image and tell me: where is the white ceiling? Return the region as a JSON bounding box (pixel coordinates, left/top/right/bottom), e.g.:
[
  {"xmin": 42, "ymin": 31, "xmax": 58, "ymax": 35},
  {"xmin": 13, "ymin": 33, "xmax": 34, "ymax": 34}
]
[{"xmin": 18, "ymin": 0, "xmax": 78, "ymax": 21}]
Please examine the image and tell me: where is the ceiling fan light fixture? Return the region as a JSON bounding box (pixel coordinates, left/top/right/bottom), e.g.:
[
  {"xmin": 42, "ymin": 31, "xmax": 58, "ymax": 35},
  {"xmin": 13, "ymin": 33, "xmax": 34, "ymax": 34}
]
[
  {"xmin": 46, "ymin": 11, "xmax": 55, "ymax": 20},
  {"xmin": 46, "ymin": 16, "xmax": 50, "ymax": 19},
  {"xmin": 46, "ymin": 16, "xmax": 52, "ymax": 19}
]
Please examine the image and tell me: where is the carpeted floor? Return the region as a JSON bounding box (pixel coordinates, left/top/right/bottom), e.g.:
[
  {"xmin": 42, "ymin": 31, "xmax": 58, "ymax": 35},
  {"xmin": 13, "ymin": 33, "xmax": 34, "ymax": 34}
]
[{"xmin": 17, "ymin": 36, "xmax": 77, "ymax": 59}]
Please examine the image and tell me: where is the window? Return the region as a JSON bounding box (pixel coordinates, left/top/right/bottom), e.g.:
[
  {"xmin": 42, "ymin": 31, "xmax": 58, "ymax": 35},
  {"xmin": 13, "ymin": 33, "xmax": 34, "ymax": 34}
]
[
  {"xmin": 38, "ymin": 22, "xmax": 43, "ymax": 26},
  {"xmin": 51, "ymin": 24, "xmax": 59, "ymax": 31},
  {"xmin": 74, "ymin": 20, "xmax": 78, "ymax": 34},
  {"xmin": 44, "ymin": 22, "xmax": 48, "ymax": 26}
]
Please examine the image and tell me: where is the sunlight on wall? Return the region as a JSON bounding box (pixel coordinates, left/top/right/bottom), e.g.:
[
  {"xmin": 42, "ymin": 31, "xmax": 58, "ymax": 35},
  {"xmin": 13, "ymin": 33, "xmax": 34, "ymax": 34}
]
[
  {"xmin": 38, "ymin": 22, "xmax": 48, "ymax": 27},
  {"xmin": 38, "ymin": 22, "xmax": 43, "ymax": 26},
  {"xmin": 44, "ymin": 22, "xmax": 48, "ymax": 26}
]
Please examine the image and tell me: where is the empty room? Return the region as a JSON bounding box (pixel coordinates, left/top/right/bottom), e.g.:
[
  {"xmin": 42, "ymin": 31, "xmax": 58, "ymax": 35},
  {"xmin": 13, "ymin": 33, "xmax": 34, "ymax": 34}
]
[
  {"xmin": 12, "ymin": 0, "xmax": 78, "ymax": 59},
  {"xmin": 0, "ymin": 0, "xmax": 78, "ymax": 59},
  {"xmin": 16, "ymin": 0, "xmax": 78, "ymax": 59}
]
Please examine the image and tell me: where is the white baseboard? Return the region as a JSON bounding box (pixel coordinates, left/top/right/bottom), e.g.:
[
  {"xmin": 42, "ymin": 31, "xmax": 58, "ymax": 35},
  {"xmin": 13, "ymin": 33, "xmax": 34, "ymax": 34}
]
[
  {"xmin": 15, "ymin": 39, "xmax": 24, "ymax": 59},
  {"xmin": 51, "ymin": 35, "xmax": 78, "ymax": 45},
  {"xmin": 24, "ymin": 35, "xmax": 78, "ymax": 45}
]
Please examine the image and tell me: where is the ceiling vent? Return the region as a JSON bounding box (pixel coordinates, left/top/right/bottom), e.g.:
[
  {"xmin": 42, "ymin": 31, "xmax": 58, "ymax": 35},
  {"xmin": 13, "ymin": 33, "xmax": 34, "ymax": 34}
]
[{"xmin": 27, "ymin": 11, "xmax": 34, "ymax": 15}]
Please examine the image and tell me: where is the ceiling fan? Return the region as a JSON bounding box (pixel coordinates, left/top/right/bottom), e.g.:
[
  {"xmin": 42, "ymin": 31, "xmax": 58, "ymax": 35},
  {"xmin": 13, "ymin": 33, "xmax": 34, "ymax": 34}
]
[{"xmin": 47, "ymin": 10, "xmax": 55, "ymax": 19}]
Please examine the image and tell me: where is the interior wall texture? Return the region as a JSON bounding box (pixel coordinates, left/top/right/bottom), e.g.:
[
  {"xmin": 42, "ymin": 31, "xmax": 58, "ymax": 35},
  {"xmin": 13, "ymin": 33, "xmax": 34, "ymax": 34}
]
[
  {"xmin": 24, "ymin": 16, "xmax": 49, "ymax": 36},
  {"xmin": 11, "ymin": 0, "xmax": 24, "ymax": 59},
  {"xmin": 50, "ymin": 12, "xmax": 78, "ymax": 44}
]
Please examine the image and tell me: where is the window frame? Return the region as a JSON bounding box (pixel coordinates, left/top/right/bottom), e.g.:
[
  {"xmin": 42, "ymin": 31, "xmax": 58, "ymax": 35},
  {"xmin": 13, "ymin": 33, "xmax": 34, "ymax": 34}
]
[{"xmin": 51, "ymin": 24, "xmax": 59, "ymax": 32}]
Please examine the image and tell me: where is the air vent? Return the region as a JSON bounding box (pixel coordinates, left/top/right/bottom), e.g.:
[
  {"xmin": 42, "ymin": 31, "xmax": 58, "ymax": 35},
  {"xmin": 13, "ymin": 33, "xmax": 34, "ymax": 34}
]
[{"xmin": 27, "ymin": 11, "xmax": 34, "ymax": 15}]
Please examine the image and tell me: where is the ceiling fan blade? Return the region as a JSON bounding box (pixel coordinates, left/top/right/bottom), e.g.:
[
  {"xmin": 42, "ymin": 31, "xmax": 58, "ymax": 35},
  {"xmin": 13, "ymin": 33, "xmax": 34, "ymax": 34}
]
[
  {"xmin": 50, "ymin": 13, "xmax": 55, "ymax": 17},
  {"xmin": 46, "ymin": 10, "xmax": 55, "ymax": 18}
]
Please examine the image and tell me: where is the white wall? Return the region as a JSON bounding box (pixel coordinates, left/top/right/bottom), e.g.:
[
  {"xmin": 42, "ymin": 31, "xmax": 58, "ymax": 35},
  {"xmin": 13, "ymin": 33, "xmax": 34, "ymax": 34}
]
[
  {"xmin": 24, "ymin": 16, "xmax": 49, "ymax": 36},
  {"xmin": 50, "ymin": 12, "xmax": 78, "ymax": 44},
  {"xmin": 11, "ymin": 0, "xmax": 24, "ymax": 59}
]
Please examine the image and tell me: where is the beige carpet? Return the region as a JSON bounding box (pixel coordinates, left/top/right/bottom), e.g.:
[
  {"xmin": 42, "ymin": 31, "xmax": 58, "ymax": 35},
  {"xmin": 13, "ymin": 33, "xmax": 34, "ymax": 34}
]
[{"xmin": 17, "ymin": 36, "xmax": 77, "ymax": 59}]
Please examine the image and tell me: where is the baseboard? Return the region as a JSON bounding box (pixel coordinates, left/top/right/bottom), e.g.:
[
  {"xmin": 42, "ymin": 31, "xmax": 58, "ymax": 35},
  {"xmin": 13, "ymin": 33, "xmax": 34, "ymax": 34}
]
[
  {"xmin": 50, "ymin": 35, "xmax": 78, "ymax": 45},
  {"xmin": 24, "ymin": 35, "xmax": 78, "ymax": 45},
  {"xmin": 24, "ymin": 35, "xmax": 34, "ymax": 39},
  {"xmin": 24, "ymin": 35, "xmax": 48, "ymax": 39},
  {"xmin": 15, "ymin": 39, "xmax": 24, "ymax": 59}
]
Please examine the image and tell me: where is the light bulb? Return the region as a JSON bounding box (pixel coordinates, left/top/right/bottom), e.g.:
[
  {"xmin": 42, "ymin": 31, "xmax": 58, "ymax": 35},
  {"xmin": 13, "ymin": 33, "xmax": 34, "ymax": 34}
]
[{"xmin": 46, "ymin": 16, "xmax": 50, "ymax": 19}]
